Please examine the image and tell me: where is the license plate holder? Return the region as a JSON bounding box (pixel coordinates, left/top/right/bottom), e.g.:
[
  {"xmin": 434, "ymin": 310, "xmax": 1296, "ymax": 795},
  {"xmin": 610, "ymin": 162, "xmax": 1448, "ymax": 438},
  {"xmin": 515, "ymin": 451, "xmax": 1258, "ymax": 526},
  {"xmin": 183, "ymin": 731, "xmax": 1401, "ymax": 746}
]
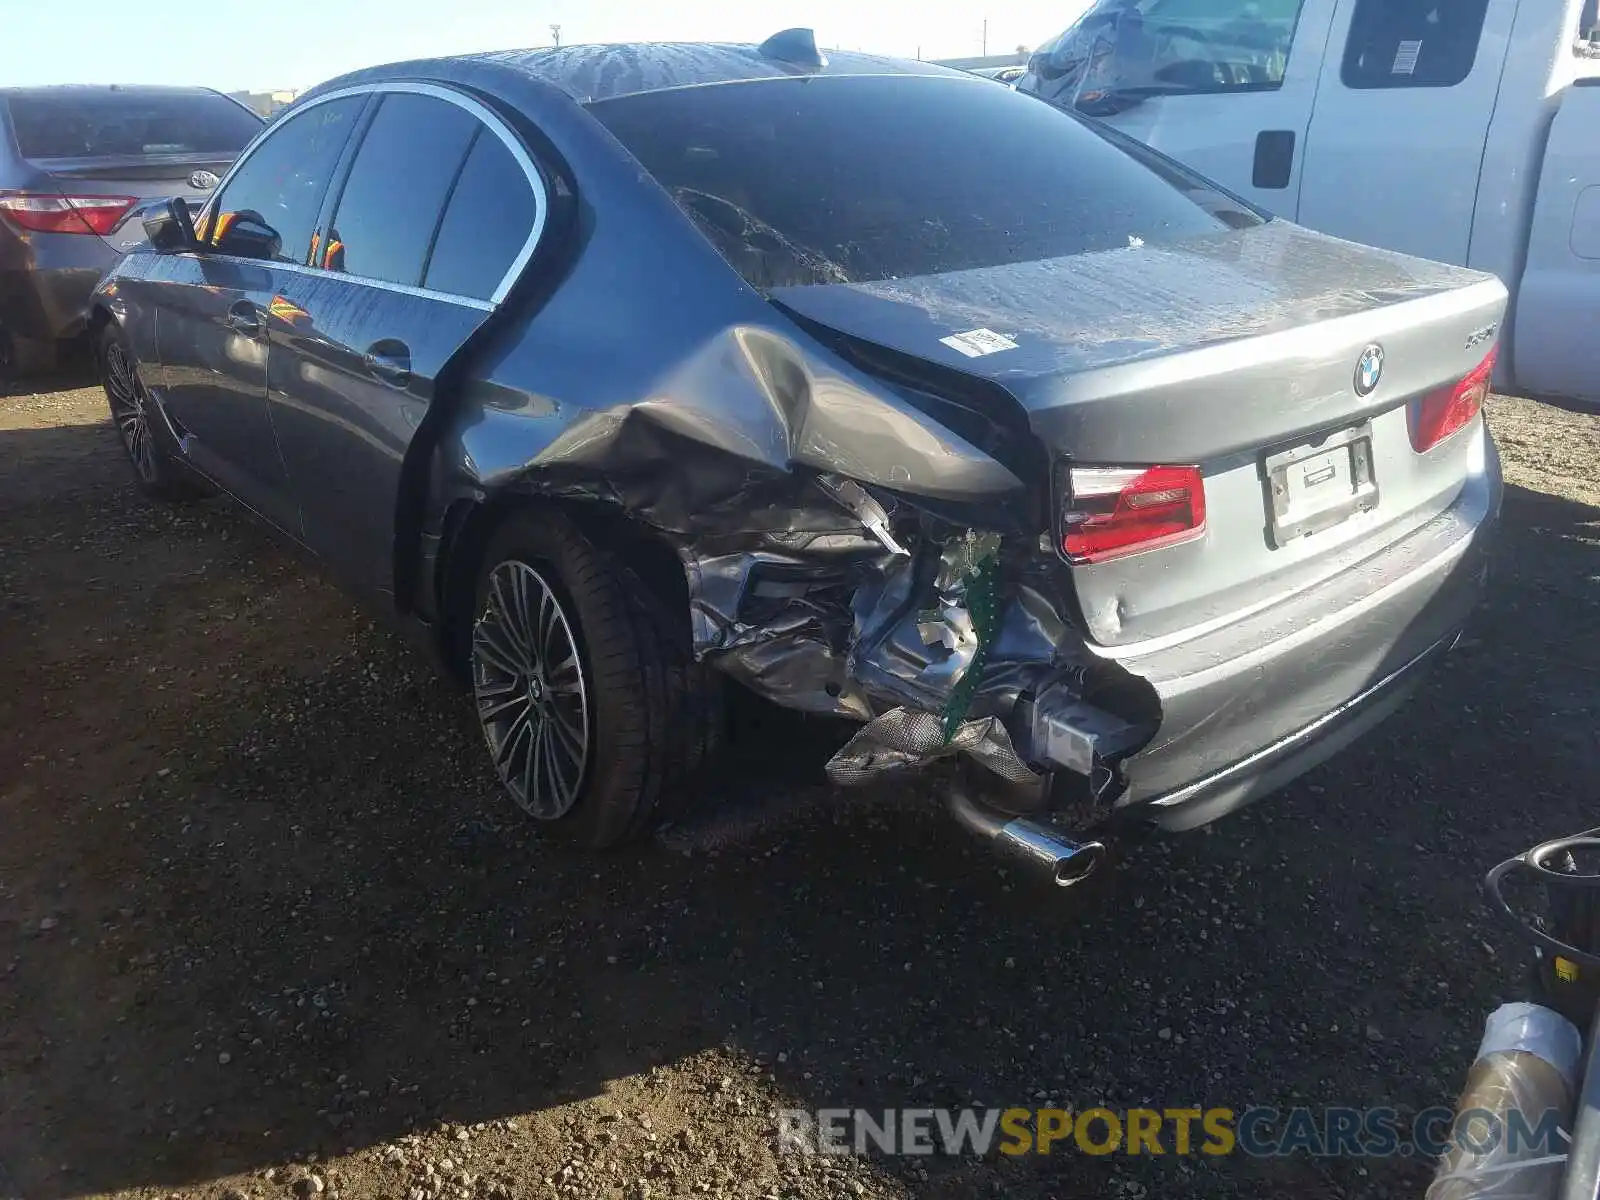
[{"xmin": 1263, "ymin": 423, "xmax": 1378, "ymax": 547}]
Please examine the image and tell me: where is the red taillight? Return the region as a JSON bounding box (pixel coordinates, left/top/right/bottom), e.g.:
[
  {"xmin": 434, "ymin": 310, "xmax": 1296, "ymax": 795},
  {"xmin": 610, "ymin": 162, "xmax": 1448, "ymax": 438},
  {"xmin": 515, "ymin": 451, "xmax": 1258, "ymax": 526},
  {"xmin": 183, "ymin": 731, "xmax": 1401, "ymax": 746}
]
[
  {"xmin": 0, "ymin": 192, "xmax": 137, "ymax": 236},
  {"xmin": 1409, "ymin": 347, "xmax": 1496, "ymax": 453},
  {"xmin": 1061, "ymin": 464, "xmax": 1207, "ymax": 564}
]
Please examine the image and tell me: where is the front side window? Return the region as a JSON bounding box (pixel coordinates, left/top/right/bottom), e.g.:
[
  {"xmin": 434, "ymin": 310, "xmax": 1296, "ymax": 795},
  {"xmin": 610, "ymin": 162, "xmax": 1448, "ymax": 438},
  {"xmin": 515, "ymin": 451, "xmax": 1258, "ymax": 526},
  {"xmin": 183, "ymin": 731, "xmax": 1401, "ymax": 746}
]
[
  {"xmin": 591, "ymin": 74, "xmax": 1262, "ymax": 290},
  {"xmin": 1341, "ymin": 0, "xmax": 1492, "ymax": 89},
  {"xmin": 424, "ymin": 129, "xmax": 540, "ymax": 301},
  {"xmin": 203, "ymin": 96, "xmax": 362, "ymax": 264},
  {"xmin": 318, "ymin": 92, "xmax": 478, "ymax": 287},
  {"xmin": 1031, "ymin": 0, "xmax": 1306, "ymax": 105}
]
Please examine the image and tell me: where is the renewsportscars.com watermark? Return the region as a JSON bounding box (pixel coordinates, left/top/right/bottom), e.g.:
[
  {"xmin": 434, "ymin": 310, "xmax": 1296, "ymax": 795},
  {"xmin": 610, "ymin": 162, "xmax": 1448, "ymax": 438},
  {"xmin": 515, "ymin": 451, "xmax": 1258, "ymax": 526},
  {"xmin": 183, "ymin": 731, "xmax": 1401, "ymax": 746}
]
[{"xmin": 776, "ymin": 1106, "xmax": 1569, "ymax": 1159}]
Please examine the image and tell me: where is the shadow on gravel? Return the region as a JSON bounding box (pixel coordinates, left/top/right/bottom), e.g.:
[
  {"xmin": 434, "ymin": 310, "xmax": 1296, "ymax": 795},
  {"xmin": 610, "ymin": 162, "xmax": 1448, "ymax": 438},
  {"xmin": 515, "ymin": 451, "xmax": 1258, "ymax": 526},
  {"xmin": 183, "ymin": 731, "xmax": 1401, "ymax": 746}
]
[
  {"xmin": 2, "ymin": 409, "xmax": 1597, "ymax": 1200},
  {"xmin": 0, "ymin": 359, "xmax": 98, "ymax": 400}
]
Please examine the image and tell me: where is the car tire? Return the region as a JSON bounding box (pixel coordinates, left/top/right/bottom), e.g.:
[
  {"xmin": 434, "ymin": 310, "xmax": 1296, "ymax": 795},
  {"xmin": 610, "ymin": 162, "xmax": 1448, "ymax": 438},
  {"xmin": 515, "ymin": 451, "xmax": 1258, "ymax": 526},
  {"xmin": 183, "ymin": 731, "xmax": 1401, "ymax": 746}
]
[
  {"xmin": 97, "ymin": 323, "xmax": 205, "ymax": 501},
  {"xmin": 469, "ymin": 508, "xmax": 722, "ymax": 848}
]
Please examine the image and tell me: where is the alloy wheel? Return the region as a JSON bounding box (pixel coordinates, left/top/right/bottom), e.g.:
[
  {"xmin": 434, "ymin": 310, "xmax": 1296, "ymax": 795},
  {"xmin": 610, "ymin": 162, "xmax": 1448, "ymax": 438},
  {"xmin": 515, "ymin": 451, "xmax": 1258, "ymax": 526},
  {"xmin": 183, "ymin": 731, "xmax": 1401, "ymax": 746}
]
[
  {"xmin": 472, "ymin": 560, "xmax": 591, "ymax": 819},
  {"xmin": 104, "ymin": 343, "xmax": 158, "ymax": 484}
]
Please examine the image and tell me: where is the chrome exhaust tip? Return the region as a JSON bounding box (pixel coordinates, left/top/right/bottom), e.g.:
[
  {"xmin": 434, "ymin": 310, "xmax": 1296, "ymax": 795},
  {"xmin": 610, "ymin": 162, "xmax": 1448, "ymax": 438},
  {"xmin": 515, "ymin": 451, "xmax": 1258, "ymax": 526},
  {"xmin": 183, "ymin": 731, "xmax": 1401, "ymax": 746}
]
[{"xmin": 949, "ymin": 785, "xmax": 1108, "ymax": 888}]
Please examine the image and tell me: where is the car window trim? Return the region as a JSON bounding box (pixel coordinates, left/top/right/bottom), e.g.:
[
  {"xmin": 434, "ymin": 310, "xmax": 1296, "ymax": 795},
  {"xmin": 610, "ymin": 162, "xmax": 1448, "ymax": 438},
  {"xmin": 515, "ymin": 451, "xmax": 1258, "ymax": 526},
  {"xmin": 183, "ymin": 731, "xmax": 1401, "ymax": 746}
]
[
  {"xmin": 194, "ymin": 80, "xmax": 549, "ymax": 308},
  {"xmin": 308, "ymin": 92, "xmax": 382, "ymax": 271},
  {"xmin": 201, "ymin": 254, "xmax": 497, "ymax": 312}
]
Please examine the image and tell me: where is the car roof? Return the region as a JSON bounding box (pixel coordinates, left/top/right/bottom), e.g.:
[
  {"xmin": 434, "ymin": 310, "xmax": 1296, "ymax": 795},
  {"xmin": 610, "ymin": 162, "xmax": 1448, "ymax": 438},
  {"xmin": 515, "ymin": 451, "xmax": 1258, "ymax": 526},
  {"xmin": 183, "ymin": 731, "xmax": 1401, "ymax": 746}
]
[
  {"xmin": 0, "ymin": 84, "xmax": 220, "ymax": 99},
  {"xmin": 461, "ymin": 37, "xmax": 964, "ymax": 104}
]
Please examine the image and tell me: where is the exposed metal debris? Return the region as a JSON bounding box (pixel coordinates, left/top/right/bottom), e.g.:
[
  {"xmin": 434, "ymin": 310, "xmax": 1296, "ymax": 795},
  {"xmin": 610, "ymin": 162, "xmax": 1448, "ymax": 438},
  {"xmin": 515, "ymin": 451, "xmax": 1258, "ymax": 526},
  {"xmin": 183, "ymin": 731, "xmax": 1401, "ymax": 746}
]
[{"xmin": 679, "ymin": 474, "xmax": 1154, "ymax": 804}]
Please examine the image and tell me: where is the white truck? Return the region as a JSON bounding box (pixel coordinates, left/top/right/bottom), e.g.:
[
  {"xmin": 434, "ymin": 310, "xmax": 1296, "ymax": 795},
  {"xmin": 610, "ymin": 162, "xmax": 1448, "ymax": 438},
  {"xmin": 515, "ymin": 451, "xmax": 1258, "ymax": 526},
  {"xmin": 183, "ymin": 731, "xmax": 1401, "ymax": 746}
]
[{"xmin": 1019, "ymin": 0, "xmax": 1600, "ymax": 404}]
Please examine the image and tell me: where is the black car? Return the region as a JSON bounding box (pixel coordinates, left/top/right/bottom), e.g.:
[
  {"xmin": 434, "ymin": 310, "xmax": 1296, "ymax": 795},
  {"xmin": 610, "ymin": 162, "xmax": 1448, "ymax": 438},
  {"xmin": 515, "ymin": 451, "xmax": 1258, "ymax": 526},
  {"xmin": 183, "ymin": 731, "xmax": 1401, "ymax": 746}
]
[
  {"xmin": 90, "ymin": 33, "xmax": 1502, "ymax": 879},
  {"xmin": 0, "ymin": 85, "xmax": 262, "ymax": 373}
]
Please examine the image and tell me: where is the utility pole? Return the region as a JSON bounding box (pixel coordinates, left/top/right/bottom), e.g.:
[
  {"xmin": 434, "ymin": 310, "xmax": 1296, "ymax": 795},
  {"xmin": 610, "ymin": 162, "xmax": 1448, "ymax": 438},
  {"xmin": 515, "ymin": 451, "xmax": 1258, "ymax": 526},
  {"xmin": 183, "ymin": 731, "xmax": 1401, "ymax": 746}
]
[
  {"xmin": 982, "ymin": 19, "xmax": 988, "ymax": 56},
  {"xmin": 550, "ymin": 23, "xmax": 562, "ymax": 48}
]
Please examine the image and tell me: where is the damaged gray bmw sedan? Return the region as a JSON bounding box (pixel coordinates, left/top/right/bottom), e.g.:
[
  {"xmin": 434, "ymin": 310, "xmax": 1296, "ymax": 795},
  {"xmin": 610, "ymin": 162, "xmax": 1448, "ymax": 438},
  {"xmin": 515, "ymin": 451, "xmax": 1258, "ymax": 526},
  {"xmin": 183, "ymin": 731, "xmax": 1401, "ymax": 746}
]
[{"xmin": 90, "ymin": 34, "xmax": 1504, "ymax": 879}]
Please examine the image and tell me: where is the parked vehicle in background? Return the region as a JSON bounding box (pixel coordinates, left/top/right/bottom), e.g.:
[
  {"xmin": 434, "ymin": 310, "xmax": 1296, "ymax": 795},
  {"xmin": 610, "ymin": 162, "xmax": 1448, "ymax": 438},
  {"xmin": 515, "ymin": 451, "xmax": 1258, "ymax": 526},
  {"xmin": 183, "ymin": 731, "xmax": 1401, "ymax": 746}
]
[
  {"xmin": 971, "ymin": 64, "xmax": 1028, "ymax": 83},
  {"xmin": 1019, "ymin": 0, "xmax": 1600, "ymax": 405},
  {"xmin": 0, "ymin": 86, "xmax": 262, "ymax": 373},
  {"xmin": 91, "ymin": 35, "xmax": 1502, "ymax": 881}
]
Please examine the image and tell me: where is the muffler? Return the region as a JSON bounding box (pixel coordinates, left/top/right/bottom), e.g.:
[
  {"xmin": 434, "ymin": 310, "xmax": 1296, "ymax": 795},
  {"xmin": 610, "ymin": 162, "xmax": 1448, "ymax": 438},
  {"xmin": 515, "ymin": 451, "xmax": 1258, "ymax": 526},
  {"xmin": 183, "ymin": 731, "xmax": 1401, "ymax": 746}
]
[{"xmin": 949, "ymin": 785, "xmax": 1108, "ymax": 888}]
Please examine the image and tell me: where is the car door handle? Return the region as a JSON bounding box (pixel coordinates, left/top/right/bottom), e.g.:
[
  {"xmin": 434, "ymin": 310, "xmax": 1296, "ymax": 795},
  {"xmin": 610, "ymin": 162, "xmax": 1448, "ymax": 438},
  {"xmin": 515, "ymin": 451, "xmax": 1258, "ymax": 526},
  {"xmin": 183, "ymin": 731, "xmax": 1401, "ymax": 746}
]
[
  {"xmin": 362, "ymin": 342, "xmax": 412, "ymax": 388},
  {"xmin": 225, "ymin": 302, "xmax": 262, "ymax": 338},
  {"xmin": 1252, "ymin": 130, "xmax": 1296, "ymax": 191}
]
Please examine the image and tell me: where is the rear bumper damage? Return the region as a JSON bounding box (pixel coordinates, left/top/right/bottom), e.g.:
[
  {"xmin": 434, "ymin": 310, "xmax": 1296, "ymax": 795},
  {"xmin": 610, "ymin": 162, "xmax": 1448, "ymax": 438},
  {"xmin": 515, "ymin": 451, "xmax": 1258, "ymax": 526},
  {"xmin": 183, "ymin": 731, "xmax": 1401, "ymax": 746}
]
[
  {"xmin": 685, "ymin": 475, "xmax": 1159, "ymax": 813},
  {"xmin": 685, "ymin": 424, "xmax": 1500, "ymax": 849}
]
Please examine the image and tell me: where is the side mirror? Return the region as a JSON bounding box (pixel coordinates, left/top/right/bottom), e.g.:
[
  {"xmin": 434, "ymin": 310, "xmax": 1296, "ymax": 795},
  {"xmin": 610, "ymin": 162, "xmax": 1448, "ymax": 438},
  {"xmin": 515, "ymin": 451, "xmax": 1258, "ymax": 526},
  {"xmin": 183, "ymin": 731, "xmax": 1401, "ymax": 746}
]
[
  {"xmin": 214, "ymin": 210, "xmax": 282, "ymax": 262},
  {"xmin": 142, "ymin": 196, "xmax": 199, "ymax": 253}
]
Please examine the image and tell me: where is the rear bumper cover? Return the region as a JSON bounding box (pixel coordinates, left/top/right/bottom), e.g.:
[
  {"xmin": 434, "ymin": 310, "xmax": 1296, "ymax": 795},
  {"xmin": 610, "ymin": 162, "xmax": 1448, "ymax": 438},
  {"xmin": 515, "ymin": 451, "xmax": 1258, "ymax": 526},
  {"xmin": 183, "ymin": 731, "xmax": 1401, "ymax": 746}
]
[
  {"xmin": 1108, "ymin": 423, "xmax": 1502, "ymax": 830},
  {"xmin": 0, "ymin": 265, "xmax": 106, "ymax": 340},
  {"xmin": 0, "ymin": 231, "xmax": 118, "ymax": 341}
]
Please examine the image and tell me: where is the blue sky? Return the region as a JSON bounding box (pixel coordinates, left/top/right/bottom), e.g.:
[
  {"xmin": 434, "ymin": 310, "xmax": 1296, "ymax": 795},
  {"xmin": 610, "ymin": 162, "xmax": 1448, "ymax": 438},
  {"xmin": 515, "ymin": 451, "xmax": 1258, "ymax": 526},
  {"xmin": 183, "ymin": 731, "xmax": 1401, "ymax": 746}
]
[{"xmin": 0, "ymin": 0, "xmax": 1090, "ymax": 91}]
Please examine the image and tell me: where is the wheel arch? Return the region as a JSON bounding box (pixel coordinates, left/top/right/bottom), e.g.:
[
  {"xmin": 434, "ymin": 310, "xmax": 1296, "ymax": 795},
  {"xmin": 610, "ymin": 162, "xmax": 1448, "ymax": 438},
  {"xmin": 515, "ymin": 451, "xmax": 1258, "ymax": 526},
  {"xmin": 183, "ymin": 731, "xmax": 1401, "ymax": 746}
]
[
  {"xmin": 431, "ymin": 489, "xmax": 692, "ymax": 684},
  {"xmin": 86, "ymin": 301, "xmax": 117, "ymax": 344}
]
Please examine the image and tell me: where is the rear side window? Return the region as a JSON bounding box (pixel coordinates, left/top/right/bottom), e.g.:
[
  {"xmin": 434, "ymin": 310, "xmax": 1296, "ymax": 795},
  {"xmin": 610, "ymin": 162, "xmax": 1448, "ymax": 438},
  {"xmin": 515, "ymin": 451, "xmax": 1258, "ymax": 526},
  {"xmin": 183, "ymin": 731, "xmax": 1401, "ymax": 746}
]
[
  {"xmin": 6, "ymin": 90, "xmax": 262, "ymax": 160},
  {"xmin": 590, "ymin": 74, "xmax": 1261, "ymax": 289},
  {"xmin": 424, "ymin": 129, "xmax": 539, "ymax": 301},
  {"xmin": 1341, "ymin": 0, "xmax": 1492, "ymax": 88},
  {"xmin": 320, "ymin": 92, "xmax": 479, "ymax": 287},
  {"xmin": 204, "ymin": 97, "xmax": 362, "ymax": 264}
]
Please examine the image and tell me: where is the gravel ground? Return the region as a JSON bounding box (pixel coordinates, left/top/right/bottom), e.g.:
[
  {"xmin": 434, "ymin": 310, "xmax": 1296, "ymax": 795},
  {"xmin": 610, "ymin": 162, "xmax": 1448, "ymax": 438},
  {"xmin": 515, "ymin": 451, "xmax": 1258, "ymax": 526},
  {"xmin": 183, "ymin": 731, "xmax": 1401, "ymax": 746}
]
[{"xmin": 0, "ymin": 377, "xmax": 1596, "ymax": 1200}]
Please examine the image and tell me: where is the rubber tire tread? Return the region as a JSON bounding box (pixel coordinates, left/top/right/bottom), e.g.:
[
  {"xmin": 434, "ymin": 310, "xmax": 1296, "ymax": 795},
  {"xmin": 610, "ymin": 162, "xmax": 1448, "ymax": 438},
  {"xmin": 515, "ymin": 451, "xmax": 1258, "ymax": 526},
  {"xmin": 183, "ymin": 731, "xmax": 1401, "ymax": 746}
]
[
  {"xmin": 98, "ymin": 323, "xmax": 206, "ymax": 502},
  {"xmin": 473, "ymin": 507, "xmax": 719, "ymax": 848}
]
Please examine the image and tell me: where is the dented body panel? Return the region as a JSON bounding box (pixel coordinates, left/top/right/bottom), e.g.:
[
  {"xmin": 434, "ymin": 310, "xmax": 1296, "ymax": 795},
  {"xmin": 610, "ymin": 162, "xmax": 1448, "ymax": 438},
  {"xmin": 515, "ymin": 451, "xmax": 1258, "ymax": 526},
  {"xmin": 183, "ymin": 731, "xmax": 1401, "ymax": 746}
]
[{"xmin": 92, "ymin": 43, "xmax": 1505, "ymax": 839}]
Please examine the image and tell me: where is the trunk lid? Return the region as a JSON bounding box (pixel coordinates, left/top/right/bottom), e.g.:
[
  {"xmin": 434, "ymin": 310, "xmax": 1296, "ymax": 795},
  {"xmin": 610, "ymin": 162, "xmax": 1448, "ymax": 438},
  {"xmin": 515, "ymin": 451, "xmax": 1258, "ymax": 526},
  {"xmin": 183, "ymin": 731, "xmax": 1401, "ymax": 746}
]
[
  {"xmin": 3, "ymin": 86, "xmax": 260, "ymax": 248},
  {"xmin": 25, "ymin": 154, "xmax": 229, "ymax": 250},
  {"xmin": 772, "ymin": 222, "xmax": 1508, "ymax": 647}
]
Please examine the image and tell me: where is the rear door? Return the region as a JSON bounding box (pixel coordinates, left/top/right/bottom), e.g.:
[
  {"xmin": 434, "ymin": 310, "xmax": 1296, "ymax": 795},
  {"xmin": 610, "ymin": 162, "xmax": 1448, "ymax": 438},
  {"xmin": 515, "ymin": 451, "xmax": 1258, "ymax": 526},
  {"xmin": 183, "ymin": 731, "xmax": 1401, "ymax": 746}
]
[
  {"xmin": 1297, "ymin": 0, "xmax": 1515, "ymax": 265},
  {"xmin": 153, "ymin": 95, "xmax": 364, "ymax": 529},
  {"xmin": 265, "ymin": 85, "xmax": 546, "ymax": 598},
  {"xmin": 1023, "ymin": 0, "xmax": 1338, "ymax": 215},
  {"xmin": 1513, "ymin": 78, "xmax": 1600, "ymax": 402}
]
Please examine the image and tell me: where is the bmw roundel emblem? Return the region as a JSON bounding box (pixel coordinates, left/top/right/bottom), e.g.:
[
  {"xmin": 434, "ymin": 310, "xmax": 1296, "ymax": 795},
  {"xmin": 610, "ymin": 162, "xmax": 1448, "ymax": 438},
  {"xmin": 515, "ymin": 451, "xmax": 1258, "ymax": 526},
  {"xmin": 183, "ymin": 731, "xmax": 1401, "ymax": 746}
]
[{"xmin": 1354, "ymin": 344, "xmax": 1385, "ymax": 396}]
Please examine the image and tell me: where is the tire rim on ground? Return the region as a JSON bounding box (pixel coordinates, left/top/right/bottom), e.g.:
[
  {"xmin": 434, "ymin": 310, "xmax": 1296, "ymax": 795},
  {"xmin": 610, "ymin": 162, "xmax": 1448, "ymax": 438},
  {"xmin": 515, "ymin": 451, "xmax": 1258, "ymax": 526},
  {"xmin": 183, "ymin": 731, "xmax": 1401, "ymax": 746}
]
[
  {"xmin": 472, "ymin": 560, "xmax": 591, "ymax": 818},
  {"xmin": 104, "ymin": 344, "xmax": 157, "ymax": 483}
]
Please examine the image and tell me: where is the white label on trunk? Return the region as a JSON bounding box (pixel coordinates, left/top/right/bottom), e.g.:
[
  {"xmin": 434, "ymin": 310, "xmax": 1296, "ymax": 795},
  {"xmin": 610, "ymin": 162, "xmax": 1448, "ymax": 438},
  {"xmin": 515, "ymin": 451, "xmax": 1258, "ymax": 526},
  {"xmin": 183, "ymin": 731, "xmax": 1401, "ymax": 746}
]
[
  {"xmin": 1392, "ymin": 40, "xmax": 1422, "ymax": 75},
  {"xmin": 939, "ymin": 328, "xmax": 1018, "ymax": 358}
]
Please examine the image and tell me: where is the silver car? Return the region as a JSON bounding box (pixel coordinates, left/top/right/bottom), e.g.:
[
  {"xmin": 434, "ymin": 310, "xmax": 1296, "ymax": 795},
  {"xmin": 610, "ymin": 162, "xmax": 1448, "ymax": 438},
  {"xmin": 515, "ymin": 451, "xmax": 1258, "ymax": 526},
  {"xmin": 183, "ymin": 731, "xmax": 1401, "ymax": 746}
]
[
  {"xmin": 0, "ymin": 85, "xmax": 260, "ymax": 373},
  {"xmin": 90, "ymin": 38, "xmax": 1503, "ymax": 881}
]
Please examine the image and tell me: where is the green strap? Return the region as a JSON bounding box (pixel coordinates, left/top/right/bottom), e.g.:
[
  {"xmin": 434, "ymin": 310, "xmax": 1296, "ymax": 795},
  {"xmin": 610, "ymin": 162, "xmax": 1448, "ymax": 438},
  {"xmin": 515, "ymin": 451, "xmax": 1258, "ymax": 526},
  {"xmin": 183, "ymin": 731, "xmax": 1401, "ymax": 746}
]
[{"xmin": 940, "ymin": 553, "xmax": 998, "ymax": 742}]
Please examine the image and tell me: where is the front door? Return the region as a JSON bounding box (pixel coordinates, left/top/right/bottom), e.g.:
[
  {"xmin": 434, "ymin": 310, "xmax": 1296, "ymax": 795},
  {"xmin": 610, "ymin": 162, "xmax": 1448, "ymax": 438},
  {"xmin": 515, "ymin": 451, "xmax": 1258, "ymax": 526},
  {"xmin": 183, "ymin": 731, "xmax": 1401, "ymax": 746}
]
[
  {"xmin": 1023, "ymin": 0, "xmax": 1338, "ymax": 216},
  {"xmin": 149, "ymin": 251, "xmax": 283, "ymax": 521},
  {"xmin": 1297, "ymin": 0, "xmax": 1515, "ymax": 265},
  {"xmin": 154, "ymin": 94, "xmax": 366, "ymax": 532},
  {"xmin": 264, "ymin": 86, "xmax": 546, "ymax": 600}
]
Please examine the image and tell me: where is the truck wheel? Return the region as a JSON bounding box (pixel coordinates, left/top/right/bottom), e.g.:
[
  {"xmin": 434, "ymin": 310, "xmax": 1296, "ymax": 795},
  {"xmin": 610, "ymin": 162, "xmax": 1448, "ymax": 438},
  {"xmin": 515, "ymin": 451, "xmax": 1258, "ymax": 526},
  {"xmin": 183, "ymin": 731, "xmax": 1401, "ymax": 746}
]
[
  {"xmin": 98, "ymin": 324, "xmax": 204, "ymax": 501},
  {"xmin": 469, "ymin": 508, "xmax": 719, "ymax": 848}
]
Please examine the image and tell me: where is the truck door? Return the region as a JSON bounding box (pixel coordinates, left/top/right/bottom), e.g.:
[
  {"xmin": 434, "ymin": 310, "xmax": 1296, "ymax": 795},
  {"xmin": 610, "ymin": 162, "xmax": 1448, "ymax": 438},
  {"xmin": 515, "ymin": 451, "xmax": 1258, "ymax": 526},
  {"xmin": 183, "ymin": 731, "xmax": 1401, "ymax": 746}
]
[
  {"xmin": 1020, "ymin": 0, "xmax": 1340, "ymax": 216},
  {"xmin": 1297, "ymin": 0, "xmax": 1517, "ymax": 265},
  {"xmin": 1513, "ymin": 79, "xmax": 1600, "ymax": 403}
]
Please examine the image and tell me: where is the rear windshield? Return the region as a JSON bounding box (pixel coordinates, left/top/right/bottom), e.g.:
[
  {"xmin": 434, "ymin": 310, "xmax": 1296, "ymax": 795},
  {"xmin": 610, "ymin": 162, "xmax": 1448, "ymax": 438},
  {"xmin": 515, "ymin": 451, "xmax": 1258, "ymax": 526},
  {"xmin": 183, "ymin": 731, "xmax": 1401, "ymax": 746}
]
[
  {"xmin": 590, "ymin": 73, "xmax": 1262, "ymax": 288},
  {"xmin": 5, "ymin": 91, "xmax": 262, "ymax": 160}
]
